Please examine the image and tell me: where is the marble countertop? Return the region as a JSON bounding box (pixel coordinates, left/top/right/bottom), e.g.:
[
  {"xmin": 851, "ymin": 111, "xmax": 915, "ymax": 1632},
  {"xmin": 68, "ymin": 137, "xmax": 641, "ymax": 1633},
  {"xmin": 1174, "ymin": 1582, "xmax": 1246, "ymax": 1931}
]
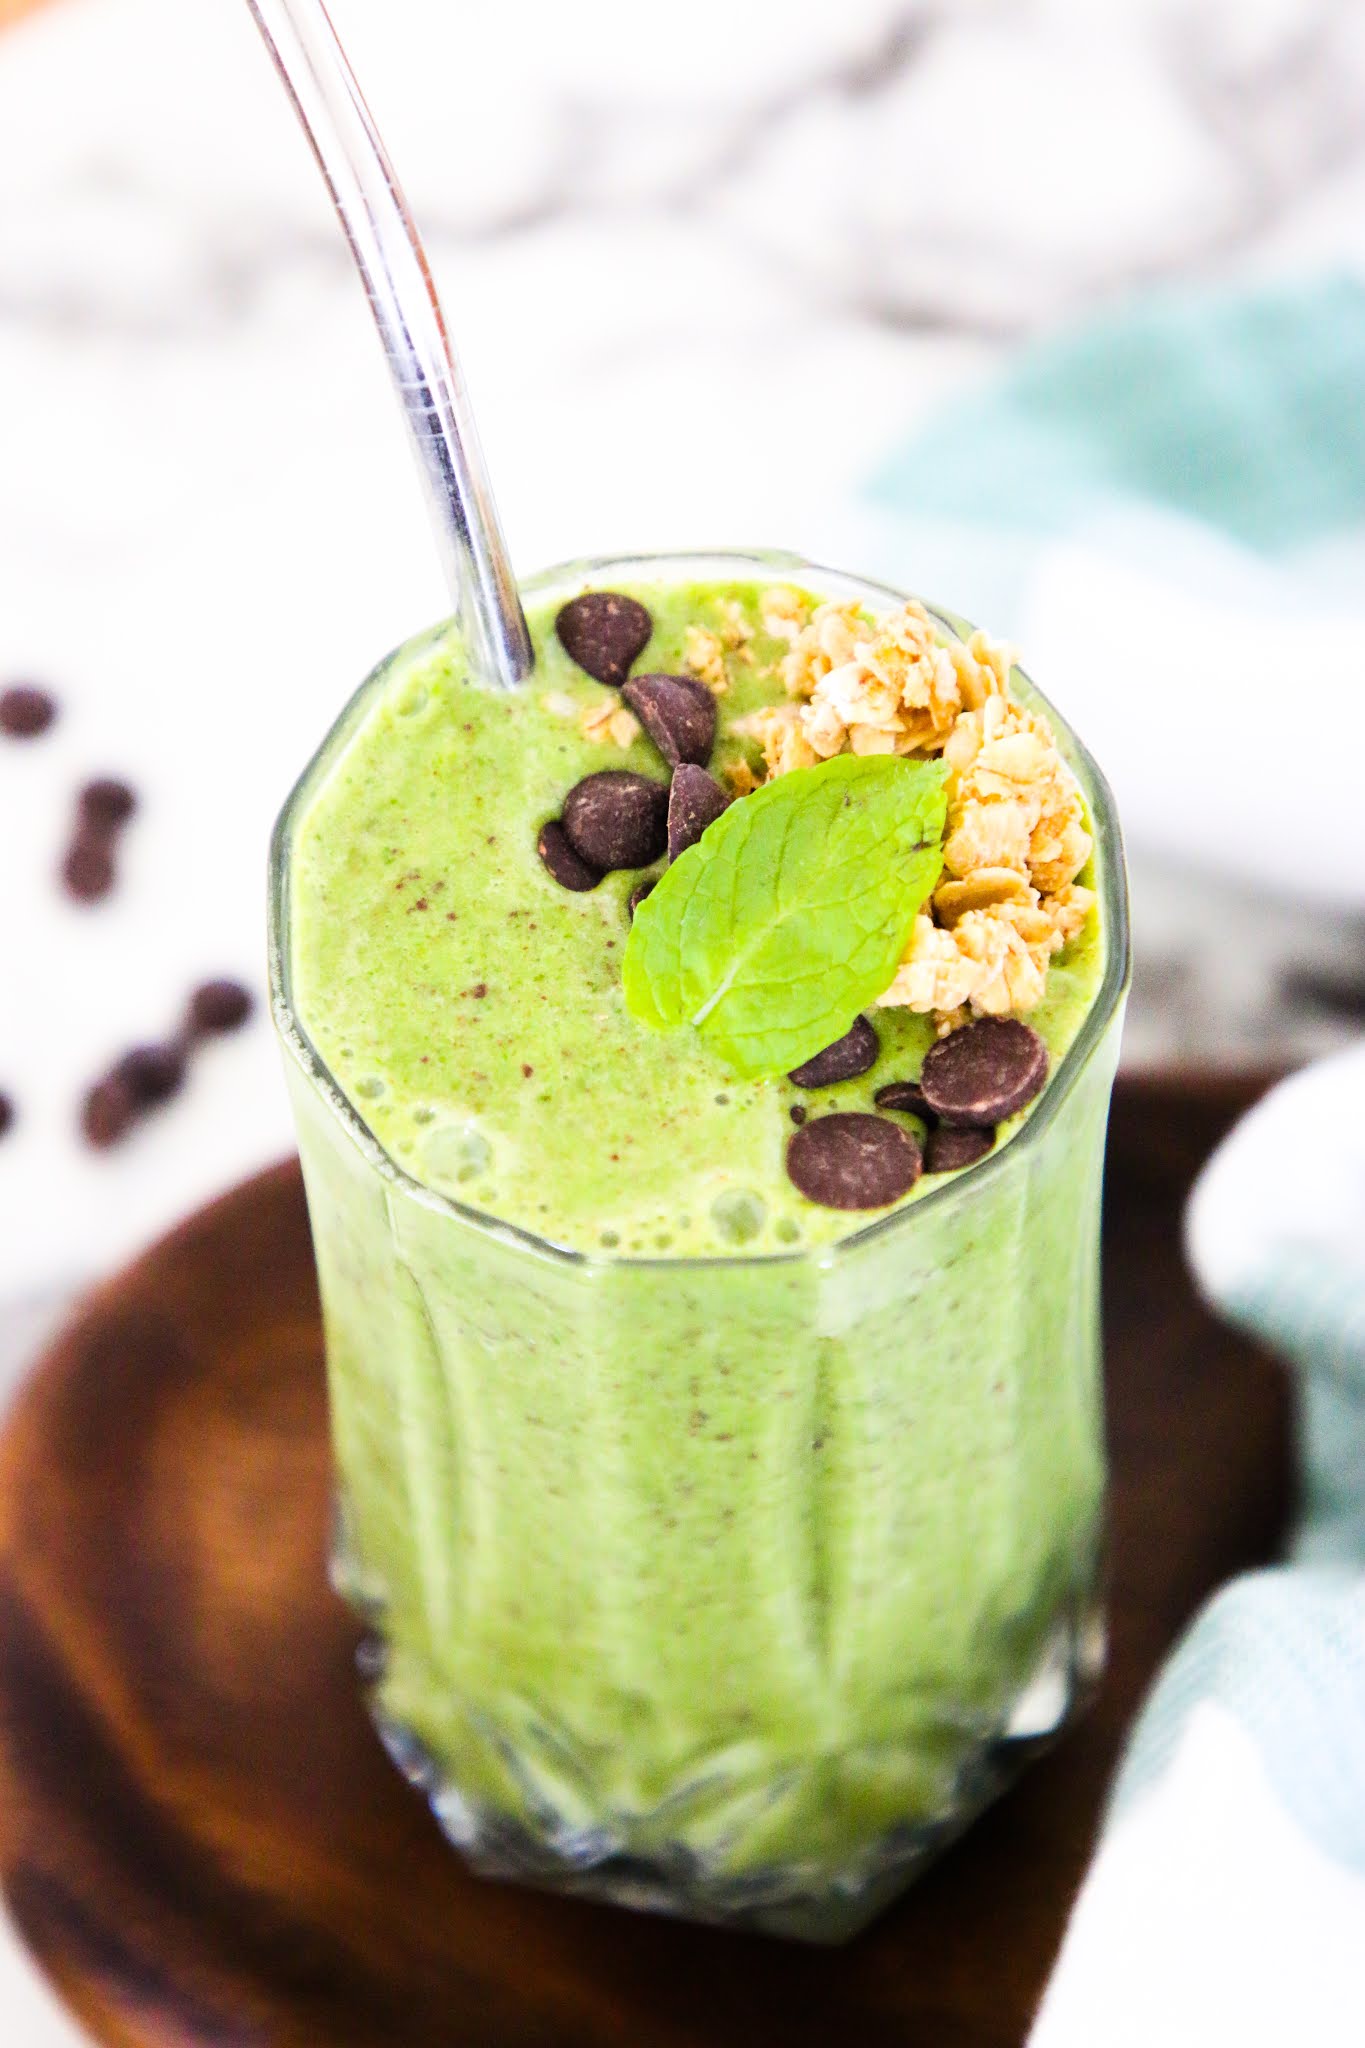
[{"xmin": 2, "ymin": 3, "xmax": 1365, "ymax": 2031}]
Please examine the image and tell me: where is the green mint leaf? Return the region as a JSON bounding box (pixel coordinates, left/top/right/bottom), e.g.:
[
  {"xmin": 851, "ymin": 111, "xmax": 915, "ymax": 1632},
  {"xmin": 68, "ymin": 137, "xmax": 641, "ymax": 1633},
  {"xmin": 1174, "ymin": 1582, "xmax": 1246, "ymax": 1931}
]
[{"xmin": 622, "ymin": 754, "xmax": 947, "ymax": 1079}]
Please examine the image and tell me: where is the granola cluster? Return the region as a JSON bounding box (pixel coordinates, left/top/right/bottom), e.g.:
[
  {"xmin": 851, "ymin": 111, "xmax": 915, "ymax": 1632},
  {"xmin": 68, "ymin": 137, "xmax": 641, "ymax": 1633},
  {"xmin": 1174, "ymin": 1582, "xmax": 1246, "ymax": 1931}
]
[
  {"xmin": 682, "ymin": 599, "xmax": 755, "ymax": 697},
  {"xmin": 736, "ymin": 595, "xmax": 1096, "ymax": 1024}
]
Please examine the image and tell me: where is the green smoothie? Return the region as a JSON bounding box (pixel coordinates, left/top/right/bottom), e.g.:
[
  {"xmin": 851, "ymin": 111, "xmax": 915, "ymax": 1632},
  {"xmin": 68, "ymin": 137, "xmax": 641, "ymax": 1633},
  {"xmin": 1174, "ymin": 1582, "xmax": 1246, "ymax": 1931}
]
[{"xmin": 272, "ymin": 551, "xmax": 1128, "ymax": 1937}]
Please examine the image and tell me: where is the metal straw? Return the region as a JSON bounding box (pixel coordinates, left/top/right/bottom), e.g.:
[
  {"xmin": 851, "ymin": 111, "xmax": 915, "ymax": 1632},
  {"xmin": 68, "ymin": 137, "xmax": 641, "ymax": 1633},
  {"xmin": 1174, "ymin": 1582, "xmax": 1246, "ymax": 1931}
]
[{"xmin": 244, "ymin": 0, "xmax": 534, "ymax": 688}]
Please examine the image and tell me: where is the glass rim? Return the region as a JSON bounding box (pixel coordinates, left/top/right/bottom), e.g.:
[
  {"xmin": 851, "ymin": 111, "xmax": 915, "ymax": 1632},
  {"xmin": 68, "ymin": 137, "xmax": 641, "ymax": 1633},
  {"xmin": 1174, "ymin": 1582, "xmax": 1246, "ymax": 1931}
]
[{"xmin": 268, "ymin": 546, "xmax": 1131, "ymax": 1273}]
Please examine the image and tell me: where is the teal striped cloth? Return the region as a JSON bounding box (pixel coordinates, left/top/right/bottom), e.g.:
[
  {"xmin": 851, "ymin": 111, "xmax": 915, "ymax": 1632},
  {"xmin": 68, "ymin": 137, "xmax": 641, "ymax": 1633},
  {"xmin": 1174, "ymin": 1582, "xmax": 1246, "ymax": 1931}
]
[
  {"xmin": 869, "ymin": 274, "xmax": 1365, "ymax": 553},
  {"xmin": 1033, "ymin": 1049, "xmax": 1365, "ymax": 2044},
  {"xmin": 872, "ymin": 277, "xmax": 1365, "ymax": 2042}
]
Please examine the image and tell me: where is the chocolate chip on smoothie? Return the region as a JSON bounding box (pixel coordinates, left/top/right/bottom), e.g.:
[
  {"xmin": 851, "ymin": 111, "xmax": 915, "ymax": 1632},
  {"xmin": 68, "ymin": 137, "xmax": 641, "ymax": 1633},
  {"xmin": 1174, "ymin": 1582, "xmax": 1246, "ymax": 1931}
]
[
  {"xmin": 0, "ymin": 684, "xmax": 57, "ymax": 738},
  {"xmin": 79, "ymin": 777, "xmax": 138, "ymax": 831},
  {"xmin": 62, "ymin": 838, "xmax": 115, "ymax": 903},
  {"xmin": 667, "ymin": 764, "xmax": 729, "ymax": 859},
  {"xmin": 81, "ymin": 1073, "xmax": 137, "ymax": 1149},
  {"xmin": 537, "ymin": 819, "xmax": 604, "ymax": 892},
  {"xmin": 562, "ymin": 771, "xmax": 668, "ymax": 872},
  {"xmin": 787, "ymin": 1016, "xmax": 879, "ymax": 1089},
  {"xmin": 920, "ymin": 1017, "xmax": 1048, "ymax": 1127},
  {"xmin": 555, "ymin": 592, "xmax": 653, "ymax": 688},
  {"xmin": 187, "ymin": 978, "xmax": 254, "ymax": 1037},
  {"xmin": 621, "ymin": 673, "xmax": 716, "ymax": 768},
  {"xmin": 924, "ymin": 1123, "xmax": 995, "ymax": 1173},
  {"xmin": 114, "ymin": 1043, "xmax": 187, "ymax": 1109},
  {"xmin": 786, "ymin": 1112, "xmax": 922, "ymax": 1211},
  {"xmin": 874, "ymin": 1080, "xmax": 935, "ymax": 1122},
  {"xmin": 627, "ymin": 875, "xmax": 657, "ymax": 919},
  {"xmin": 0, "ymin": 1092, "xmax": 14, "ymax": 1139}
]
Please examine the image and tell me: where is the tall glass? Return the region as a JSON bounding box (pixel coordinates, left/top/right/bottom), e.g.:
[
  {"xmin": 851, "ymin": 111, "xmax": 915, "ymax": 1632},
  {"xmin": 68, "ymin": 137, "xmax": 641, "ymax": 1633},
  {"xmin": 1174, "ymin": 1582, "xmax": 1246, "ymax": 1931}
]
[{"xmin": 269, "ymin": 551, "xmax": 1129, "ymax": 1941}]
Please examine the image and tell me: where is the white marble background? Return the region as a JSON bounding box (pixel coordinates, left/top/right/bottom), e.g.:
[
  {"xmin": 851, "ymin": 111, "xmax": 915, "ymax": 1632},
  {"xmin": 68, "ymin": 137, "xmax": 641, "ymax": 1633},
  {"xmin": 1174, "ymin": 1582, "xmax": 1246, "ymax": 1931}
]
[{"xmin": 2, "ymin": 1, "xmax": 1365, "ymax": 2036}]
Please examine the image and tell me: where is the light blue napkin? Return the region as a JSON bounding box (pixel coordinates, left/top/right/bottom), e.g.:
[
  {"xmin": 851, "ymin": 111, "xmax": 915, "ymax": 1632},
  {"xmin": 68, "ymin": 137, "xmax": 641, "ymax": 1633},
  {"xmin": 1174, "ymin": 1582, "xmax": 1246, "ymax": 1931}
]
[
  {"xmin": 1033, "ymin": 1049, "xmax": 1365, "ymax": 2047},
  {"xmin": 859, "ymin": 275, "xmax": 1365, "ymax": 2039},
  {"xmin": 850, "ymin": 272, "xmax": 1365, "ymax": 639},
  {"xmin": 870, "ymin": 273, "xmax": 1365, "ymax": 553}
]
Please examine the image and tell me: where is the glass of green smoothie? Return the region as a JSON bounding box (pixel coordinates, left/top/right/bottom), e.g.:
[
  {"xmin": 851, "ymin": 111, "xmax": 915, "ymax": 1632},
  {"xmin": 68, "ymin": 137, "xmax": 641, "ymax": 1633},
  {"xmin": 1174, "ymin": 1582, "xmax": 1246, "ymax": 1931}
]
[{"xmin": 269, "ymin": 549, "xmax": 1129, "ymax": 1941}]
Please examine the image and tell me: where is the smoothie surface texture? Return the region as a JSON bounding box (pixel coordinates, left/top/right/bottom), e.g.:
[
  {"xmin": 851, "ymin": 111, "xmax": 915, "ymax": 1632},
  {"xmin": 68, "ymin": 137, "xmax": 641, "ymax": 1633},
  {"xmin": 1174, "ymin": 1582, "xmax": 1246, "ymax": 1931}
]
[{"xmin": 288, "ymin": 577, "xmax": 1106, "ymax": 1257}]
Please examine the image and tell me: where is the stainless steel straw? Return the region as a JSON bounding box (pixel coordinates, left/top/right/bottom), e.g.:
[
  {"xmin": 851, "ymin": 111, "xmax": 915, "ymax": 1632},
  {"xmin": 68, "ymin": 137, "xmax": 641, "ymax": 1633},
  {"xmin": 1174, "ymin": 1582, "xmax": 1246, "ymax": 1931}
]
[{"xmin": 244, "ymin": 0, "xmax": 534, "ymax": 688}]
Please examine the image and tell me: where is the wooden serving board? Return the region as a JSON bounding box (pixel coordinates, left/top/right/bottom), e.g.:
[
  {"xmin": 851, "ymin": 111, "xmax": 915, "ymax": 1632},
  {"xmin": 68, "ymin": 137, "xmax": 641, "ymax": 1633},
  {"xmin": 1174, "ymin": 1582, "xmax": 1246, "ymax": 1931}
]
[{"xmin": 0, "ymin": 1075, "xmax": 1291, "ymax": 2048}]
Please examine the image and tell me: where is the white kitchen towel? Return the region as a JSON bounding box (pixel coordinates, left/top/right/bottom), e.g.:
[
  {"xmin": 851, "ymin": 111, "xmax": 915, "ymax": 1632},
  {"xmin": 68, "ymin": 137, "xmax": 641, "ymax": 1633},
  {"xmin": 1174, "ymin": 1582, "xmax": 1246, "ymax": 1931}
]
[{"xmin": 1032, "ymin": 1044, "xmax": 1365, "ymax": 2046}]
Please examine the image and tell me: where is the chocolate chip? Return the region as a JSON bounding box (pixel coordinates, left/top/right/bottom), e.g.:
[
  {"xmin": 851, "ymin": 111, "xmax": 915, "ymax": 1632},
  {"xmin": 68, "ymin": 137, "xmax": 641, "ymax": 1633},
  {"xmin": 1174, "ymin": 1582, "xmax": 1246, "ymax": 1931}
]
[
  {"xmin": 789, "ymin": 1104, "xmax": 807, "ymax": 1126},
  {"xmin": 79, "ymin": 778, "xmax": 137, "ymax": 831},
  {"xmin": 81, "ymin": 1074, "xmax": 137, "ymax": 1149},
  {"xmin": 621, "ymin": 673, "xmax": 716, "ymax": 767},
  {"xmin": 627, "ymin": 875, "xmax": 657, "ymax": 919},
  {"xmin": 874, "ymin": 1080, "xmax": 934, "ymax": 1122},
  {"xmin": 537, "ymin": 819, "xmax": 604, "ymax": 892},
  {"xmin": 187, "ymin": 978, "xmax": 254, "ymax": 1037},
  {"xmin": 114, "ymin": 1043, "xmax": 187, "ymax": 1108},
  {"xmin": 0, "ymin": 684, "xmax": 57, "ymax": 738},
  {"xmin": 61, "ymin": 779, "xmax": 136, "ymax": 903},
  {"xmin": 562, "ymin": 771, "xmax": 668, "ymax": 872},
  {"xmin": 555, "ymin": 591, "xmax": 653, "ymax": 688},
  {"xmin": 667, "ymin": 764, "xmax": 729, "ymax": 859},
  {"xmin": 924, "ymin": 1123, "xmax": 995, "ymax": 1173},
  {"xmin": 786, "ymin": 1112, "xmax": 922, "ymax": 1211},
  {"xmin": 0, "ymin": 1092, "xmax": 14, "ymax": 1139},
  {"xmin": 787, "ymin": 1016, "xmax": 879, "ymax": 1089},
  {"xmin": 919, "ymin": 1017, "xmax": 1049, "ymax": 1127},
  {"xmin": 62, "ymin": 838, "xmax": 115, "ymax": 902}
]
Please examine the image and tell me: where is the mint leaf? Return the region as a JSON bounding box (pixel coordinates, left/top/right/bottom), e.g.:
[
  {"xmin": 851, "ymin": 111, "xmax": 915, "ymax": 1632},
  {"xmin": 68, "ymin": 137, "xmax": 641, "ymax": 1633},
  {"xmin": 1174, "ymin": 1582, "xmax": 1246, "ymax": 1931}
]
[{"xmin": 622, "ymin": 755, "xmax": 947, "ymax": 1079}]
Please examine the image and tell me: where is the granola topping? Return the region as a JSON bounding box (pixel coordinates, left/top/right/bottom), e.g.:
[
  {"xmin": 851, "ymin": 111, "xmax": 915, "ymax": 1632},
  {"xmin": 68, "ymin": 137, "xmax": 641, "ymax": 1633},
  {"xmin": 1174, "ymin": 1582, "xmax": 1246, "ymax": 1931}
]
[
  {"xmin": 760, "ymin": 584, "xmax": 810, "ymax": 644},
  {"xmin": 732, "ymin": 597, "xmax": 1095, "ymax": 1025},
  {"xmin": 682, "ymin": 625, "xmax": 730, "ymax": 695},
  {"xmin": 715, "ymin": 597, "xmax": 756, "ymax": 660},
  {"xmin": 580, "ymin": 697, "xmax": 642, "ymax": 750}
]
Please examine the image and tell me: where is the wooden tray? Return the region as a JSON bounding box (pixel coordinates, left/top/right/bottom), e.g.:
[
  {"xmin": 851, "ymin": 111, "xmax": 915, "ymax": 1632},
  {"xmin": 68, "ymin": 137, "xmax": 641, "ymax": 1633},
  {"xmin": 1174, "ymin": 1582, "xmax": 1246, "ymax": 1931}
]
[{"xmin": 0, "ymin": 1076, "xmax": 1291, "ymax": 2048}]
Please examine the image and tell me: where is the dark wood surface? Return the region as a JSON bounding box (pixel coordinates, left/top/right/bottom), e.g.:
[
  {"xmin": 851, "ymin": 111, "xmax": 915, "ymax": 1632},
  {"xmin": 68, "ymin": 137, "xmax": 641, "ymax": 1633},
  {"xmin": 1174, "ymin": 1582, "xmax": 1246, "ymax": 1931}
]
[{"xmin": 0, "ymin": 1075, "xmax": 1292, "ymax": 2048}]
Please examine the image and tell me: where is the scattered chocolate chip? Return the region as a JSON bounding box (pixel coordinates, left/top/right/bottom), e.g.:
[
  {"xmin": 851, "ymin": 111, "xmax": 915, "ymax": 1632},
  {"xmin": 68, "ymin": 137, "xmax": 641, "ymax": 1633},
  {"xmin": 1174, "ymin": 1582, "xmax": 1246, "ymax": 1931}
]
[
  {"xmin": 789, "ymin": 1104, "xmax": 807, "ymax": 1126},
  {"xmin": 562, "ymin": 771, "xmax": 668, "ymax": 872},
  {"xmin": 786, "ymin": 1112, "xmax": 922, "ymax": 1211},
  {"xmin": 667, "ymin": 764, "xmax": 729, "ymax": 859},
  {"xmin": 924, "ymin": 1123, "xmax": 995, "ymax": 1173},
  {"xmin": 621, "ymin": 673, "xmax": 716, "ymax": 767},
  {"xmin": 787, "ymin": 1016, "xmax": 879, "ymax": 1089},
  {"xmin": 187, "ymin": 978, "xmax": 254, "ymax": 1037},
  {"xmin": 79, "ymin": 778, "xmax": 137, "ymax": 831},
  {"xmin": 874, "ymin": 1079, "xmax": 935, "ymax": 1122},
  {"xmin": 61, "ymin": 777, "xmax": 137, "ymax": 903},
  {"xmin": 537, "ymin": 819, "xmax": 604, "ymax": 892},
  {"xmin": 79, "ymin": 979, "xmax": 256, "ymax": 1150},
  {"xmin": 0, "ymin": 1092, "xmax": 14, "ymax": 1139},
  {"xmin": 62, "ymin": 838, "xmax": 115, "ymax": 902},
  {"xmin": 627, "ymin": 875, "xmax": 657, "ymax": 919},
  {"xmin": 555, "ymin": 591, "xmax": 653, "ymax": 688},
  {"xmin": 919, "ymin": 1017, "xmax": 1049, "ymax": 1127},
  {"xmin": 81, "ymin": 1074, "xmax": 137, "ymax": 1149},
  {"xmin": 0, "ymin": 684, "xmax": 57, "ymax": 738},
  {"xmin": 114, "ymin": 1043, "xmax": 187, "ymax": 1108}
]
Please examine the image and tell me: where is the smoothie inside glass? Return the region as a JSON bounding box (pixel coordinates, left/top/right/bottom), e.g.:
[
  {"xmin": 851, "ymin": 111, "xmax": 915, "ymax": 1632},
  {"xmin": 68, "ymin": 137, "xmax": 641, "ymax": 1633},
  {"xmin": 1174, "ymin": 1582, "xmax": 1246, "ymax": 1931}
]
[{"xmin": 270, "ymin": 550, "xmax": 1129, "ymax": 1940}]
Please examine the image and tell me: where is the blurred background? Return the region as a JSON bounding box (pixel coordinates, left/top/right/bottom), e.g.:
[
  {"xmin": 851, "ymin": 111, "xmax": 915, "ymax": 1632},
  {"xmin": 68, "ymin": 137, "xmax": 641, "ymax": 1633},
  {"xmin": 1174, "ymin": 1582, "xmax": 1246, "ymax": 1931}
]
[{"xmin": 2, "ymin": 0, "xmax": 1365, "ymax": 1333}]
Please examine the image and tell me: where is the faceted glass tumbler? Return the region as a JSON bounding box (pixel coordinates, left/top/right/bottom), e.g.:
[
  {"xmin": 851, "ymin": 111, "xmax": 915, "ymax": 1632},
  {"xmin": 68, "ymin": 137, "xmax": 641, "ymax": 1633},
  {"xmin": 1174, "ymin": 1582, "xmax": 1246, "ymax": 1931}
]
[{"xmin": 269, "ymin": 551, "xmax": 1130, "ymax": 1942}]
